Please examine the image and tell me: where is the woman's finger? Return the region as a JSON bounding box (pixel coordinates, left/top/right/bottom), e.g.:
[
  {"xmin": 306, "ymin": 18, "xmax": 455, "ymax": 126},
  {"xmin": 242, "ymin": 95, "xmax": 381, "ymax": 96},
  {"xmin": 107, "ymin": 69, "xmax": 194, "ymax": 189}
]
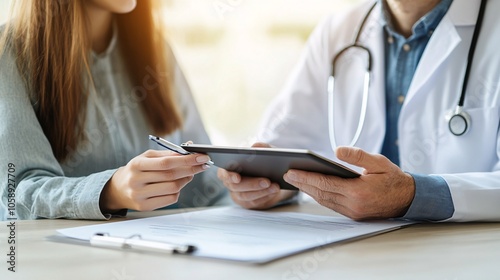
[
  {"xmin": 131, "ymin": 153, "xmax": 212, "ymax": 171},
  {"xmin": 137, "ymin": 165, "xmax": 209, "ymax": 184},
  {"xmin": 132, "ymin": 193, "xmax": 182, "ymax": 212},
  {"xmin": 133, "ymin": 176, "xmax": 194, "ymax": 200}
]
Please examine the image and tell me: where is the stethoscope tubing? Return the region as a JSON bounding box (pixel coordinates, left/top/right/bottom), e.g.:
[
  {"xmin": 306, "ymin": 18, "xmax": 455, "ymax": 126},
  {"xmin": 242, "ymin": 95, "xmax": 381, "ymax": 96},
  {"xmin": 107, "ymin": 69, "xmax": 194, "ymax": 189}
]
[
  {"xmin": 328, "ymin": 0, "xmax": 487, "ymax": 149},
  {"xmin": 328, "ymin": 72, "xmax": 370, "ymax": 151}
]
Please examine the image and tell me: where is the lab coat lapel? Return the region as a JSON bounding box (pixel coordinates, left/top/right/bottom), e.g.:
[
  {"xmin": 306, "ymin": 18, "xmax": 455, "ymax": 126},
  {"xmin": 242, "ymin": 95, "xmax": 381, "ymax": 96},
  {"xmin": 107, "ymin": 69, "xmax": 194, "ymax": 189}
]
[{"xmin": 405, "ymin": 0, "xmax": 480, "ymax": 104}]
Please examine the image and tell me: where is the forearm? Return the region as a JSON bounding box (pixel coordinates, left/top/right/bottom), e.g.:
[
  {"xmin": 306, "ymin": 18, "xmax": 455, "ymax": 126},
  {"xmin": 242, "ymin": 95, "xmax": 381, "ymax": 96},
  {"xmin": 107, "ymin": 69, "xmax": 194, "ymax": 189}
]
[{"xmin": 11, "ymin": 169, "xmax": 116, "ymax": 220}]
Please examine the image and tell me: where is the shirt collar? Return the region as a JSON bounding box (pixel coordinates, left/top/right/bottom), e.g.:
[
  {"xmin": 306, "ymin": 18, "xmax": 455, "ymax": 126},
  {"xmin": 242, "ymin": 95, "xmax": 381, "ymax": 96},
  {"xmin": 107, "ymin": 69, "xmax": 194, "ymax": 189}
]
[
  {"xmin": 379, "ymin": 0, "xmax": 454, "ymax": 38},
  {"xmin": 91, "ymin": 21, "xmax": 118, "ymax": 61}
]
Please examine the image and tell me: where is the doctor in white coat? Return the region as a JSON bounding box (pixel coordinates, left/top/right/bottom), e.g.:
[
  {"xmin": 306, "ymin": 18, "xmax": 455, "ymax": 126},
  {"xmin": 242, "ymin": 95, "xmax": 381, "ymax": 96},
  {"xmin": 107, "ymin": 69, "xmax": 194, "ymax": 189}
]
[{"xmin": 219, "ymin": 0, "xmax": 500, "ymax": 222}]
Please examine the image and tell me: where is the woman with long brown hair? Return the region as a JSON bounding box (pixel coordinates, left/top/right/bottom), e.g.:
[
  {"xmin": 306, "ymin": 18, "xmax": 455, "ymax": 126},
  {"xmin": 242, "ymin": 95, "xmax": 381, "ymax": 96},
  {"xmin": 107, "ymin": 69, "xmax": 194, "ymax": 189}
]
[{"xmin": 0, "ymin": 0, "xmax": 226, "ymax": 220}]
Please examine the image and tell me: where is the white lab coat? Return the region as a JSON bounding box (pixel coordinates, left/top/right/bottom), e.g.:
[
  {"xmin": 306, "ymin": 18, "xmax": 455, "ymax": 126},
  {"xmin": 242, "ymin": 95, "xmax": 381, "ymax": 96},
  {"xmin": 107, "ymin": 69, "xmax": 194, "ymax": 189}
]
[{"xmin": 257, "ymin": 0, "xmax": 500, "ymax": 222}]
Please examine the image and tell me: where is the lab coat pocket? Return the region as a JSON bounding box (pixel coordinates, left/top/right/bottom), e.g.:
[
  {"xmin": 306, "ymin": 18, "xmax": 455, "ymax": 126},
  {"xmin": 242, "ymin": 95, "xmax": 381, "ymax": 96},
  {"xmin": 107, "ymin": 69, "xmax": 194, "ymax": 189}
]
[{"xmin": 435, "ymin": 106, "xmax": 500, "ymax": 173}]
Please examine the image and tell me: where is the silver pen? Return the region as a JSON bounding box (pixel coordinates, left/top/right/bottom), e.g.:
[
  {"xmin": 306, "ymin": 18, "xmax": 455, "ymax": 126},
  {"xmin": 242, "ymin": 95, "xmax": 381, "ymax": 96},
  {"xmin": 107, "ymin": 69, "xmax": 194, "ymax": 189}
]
[
  {"xmin": 90, "ymin": 233, "xmax": 196, "ymax": 254},
  {"xmin": 149, "ymin": 135, "xmax": 214, "ymax": 165}
]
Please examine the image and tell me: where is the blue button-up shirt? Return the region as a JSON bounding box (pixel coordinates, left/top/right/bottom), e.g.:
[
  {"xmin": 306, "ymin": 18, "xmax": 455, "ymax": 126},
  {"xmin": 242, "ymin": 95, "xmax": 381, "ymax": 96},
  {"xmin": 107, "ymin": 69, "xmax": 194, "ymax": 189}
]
[
  {"xmin": 379, "ymin": 0, "xmax": 455, "ymax": 221},
  {"xmin": 381, "ymin": 0, "xmax": 453, "ymax": 165}
]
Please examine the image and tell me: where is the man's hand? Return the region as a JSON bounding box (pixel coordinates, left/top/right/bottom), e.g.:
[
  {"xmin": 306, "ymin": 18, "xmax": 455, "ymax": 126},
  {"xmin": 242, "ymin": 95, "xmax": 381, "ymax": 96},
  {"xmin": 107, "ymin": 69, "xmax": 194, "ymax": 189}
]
[
  {"xmin": 217, "ymin": 142, "xmax": 297, "ymax": 209},
  {"xmin": 284, "ymin": 146, "xmax": 415, "ymax": 220}
]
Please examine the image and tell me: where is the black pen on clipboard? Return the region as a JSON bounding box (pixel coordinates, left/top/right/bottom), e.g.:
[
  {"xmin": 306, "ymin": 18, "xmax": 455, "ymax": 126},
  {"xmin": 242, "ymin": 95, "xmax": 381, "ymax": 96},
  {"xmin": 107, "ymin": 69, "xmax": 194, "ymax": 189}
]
[{"xmin": 149, "ymin": 135, "xmax": 214, "ymax": 165}]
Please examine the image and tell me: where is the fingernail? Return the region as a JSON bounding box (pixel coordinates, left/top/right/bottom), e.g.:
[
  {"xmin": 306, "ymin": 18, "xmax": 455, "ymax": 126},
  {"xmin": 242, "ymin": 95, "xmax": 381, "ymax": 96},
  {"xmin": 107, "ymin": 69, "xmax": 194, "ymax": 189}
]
[
  {"xmin": 269, "ymin": 186, "xmax": 279, "ymax": 193},
  {"xmin": 286, "ymin": 171, "xmax": 297, "ymax": 181},
  {"xmin": 259, "ymin": 180, "xmax": 270, "ymax": 189},
  {"xmin": 335, "ymin": 147, "xmax": 345, "ymax": 158},
  {"xmin": 202, "ymin": 164, "xmax": 211, "ymax": 170},
  {"xmin": 196, "ymin": 155, "xmax": 210, "ymax": 163},
  {"xmin": 232, "ymin": 174, "xmax": 239, "ymax": 183}
]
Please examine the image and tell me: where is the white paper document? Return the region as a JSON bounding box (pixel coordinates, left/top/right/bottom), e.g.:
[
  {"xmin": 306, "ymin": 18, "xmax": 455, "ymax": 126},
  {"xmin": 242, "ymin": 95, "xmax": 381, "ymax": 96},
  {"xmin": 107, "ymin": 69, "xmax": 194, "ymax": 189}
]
[{"xmin": 57, "ymin": 207, "xmax": 413, "ymax": 263}]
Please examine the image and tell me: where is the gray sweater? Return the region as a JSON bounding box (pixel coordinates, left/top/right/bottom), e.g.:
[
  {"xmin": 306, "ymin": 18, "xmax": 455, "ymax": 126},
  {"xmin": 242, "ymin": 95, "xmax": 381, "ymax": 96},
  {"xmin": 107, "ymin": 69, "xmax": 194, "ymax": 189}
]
[{"xmin": 0, "ymin": 30, "xmax": 227, "ymax": 220}]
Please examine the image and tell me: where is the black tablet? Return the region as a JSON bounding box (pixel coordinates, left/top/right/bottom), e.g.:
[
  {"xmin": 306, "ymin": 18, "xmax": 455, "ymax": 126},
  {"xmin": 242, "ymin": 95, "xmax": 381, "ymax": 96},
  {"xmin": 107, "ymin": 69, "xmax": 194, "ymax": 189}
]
[{"xmin": 181, "ymin": 144, "xmax": 361, "ymax": 190}]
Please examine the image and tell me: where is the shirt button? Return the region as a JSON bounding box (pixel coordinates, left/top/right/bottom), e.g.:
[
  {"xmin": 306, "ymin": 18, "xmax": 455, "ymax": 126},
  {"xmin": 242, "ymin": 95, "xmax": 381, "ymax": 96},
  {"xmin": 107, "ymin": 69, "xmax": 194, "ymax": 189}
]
[
  {"xmin": 398, "ymin": 95, "xmax": 405, "ymax": 104},
  {"xmin": 395, "ymin": 139, "xmax": 399, "ymax": 146},
  {"xmin": 387, "ymin": 36, "xmax": 394, "ymax": 44},
  {"xmin": 403, "ymin": 44, "xmax": 411, "ymax": 52}
]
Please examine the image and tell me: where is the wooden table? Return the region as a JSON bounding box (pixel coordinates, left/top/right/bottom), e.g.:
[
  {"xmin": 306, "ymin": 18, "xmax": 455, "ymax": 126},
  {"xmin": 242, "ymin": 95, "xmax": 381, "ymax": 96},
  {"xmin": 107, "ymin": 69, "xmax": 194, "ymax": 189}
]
[{"xmin": 1, "ymin": 201, "xmax": 500, "ymax": 280}]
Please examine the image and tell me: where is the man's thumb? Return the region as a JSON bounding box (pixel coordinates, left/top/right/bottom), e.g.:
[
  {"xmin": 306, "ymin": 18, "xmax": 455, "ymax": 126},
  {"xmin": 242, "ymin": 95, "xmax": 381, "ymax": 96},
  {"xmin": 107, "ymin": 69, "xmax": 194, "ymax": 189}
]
[{"xmin": 336, "ymin": 146, "xmax": 390, "ymax": 174}]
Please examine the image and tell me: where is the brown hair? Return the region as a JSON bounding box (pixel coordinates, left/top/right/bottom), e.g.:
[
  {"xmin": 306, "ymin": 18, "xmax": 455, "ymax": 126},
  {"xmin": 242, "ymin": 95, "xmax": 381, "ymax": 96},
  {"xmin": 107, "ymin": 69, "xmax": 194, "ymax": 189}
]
[{"xmin": 0, "ymin": 0, "xmax": 182, "ymax": 161}]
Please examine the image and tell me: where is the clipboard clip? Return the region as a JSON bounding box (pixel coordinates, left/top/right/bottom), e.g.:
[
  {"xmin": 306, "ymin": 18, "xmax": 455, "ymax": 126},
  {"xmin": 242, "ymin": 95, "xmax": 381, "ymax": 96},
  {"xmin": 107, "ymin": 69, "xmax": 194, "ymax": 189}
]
[{"xmin": 90, "ymin": 233, "xmax": 196, "ymax": 255}]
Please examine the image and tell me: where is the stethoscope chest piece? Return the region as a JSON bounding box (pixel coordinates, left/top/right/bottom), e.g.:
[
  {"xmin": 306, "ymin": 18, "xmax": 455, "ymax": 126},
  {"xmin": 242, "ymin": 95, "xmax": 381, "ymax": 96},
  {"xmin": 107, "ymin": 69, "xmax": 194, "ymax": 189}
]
[{"xmin": 447, "ymin": 106, "xmax": 471, "ymax": 136}]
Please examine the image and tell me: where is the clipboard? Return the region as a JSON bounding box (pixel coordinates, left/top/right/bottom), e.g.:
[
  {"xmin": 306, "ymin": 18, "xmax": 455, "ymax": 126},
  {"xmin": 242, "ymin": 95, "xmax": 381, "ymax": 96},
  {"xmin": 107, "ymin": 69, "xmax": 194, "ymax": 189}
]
[
  {"xmin": 55, "ymin": 207, "xmax": 415, "ymax": 263},
  {"xmin": 181, "ymin": 144, "xmax": 360, "ymax": 190}
]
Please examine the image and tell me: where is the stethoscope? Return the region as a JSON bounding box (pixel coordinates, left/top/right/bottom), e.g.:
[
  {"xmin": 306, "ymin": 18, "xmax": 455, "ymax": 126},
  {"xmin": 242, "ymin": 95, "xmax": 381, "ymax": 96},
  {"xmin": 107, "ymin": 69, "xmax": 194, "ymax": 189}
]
[{"xmin": 328, "ymin": 0, "xmax": 487, "ymax": 151}]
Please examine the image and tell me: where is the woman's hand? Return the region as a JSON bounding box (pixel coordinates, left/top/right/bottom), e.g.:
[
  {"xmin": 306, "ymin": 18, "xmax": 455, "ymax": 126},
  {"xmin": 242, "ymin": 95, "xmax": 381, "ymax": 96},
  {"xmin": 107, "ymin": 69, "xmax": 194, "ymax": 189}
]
[
  {"xmin": 100, "ymin": 149, "xmax": 212, "ymax": 212},
  {"xmin": 217, "ymin": 143, "xmax": 297, "ymax": 209}
]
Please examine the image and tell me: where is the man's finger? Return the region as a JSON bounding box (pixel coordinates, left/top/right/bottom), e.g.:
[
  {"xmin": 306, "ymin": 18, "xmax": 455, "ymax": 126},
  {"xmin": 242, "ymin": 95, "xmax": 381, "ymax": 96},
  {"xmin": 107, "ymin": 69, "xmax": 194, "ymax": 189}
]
[
  {"xmin": 232, "ymin": 189, "xmax": 281, "ymax": 209},
  {"xmin": 284, "ymin": 170, "xmax": 346, "ymax": 192},
  {"xmin": 251, "ymin": 142, "xmax": 273, "ymax": 148},
  {"xmin": 217, "ymin": 169, "xmax": 241, "ymax": 184},
  {"xmin": 231, "ymin": 184, "xmax": 280, "ymax": 201},
  {"xmin": 226, "ymin": 176, "xmax": 273, "ymax": 192},
  {"xmin": 336, "ymin": 146, "xmax": 392, "ymax": 174}
]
